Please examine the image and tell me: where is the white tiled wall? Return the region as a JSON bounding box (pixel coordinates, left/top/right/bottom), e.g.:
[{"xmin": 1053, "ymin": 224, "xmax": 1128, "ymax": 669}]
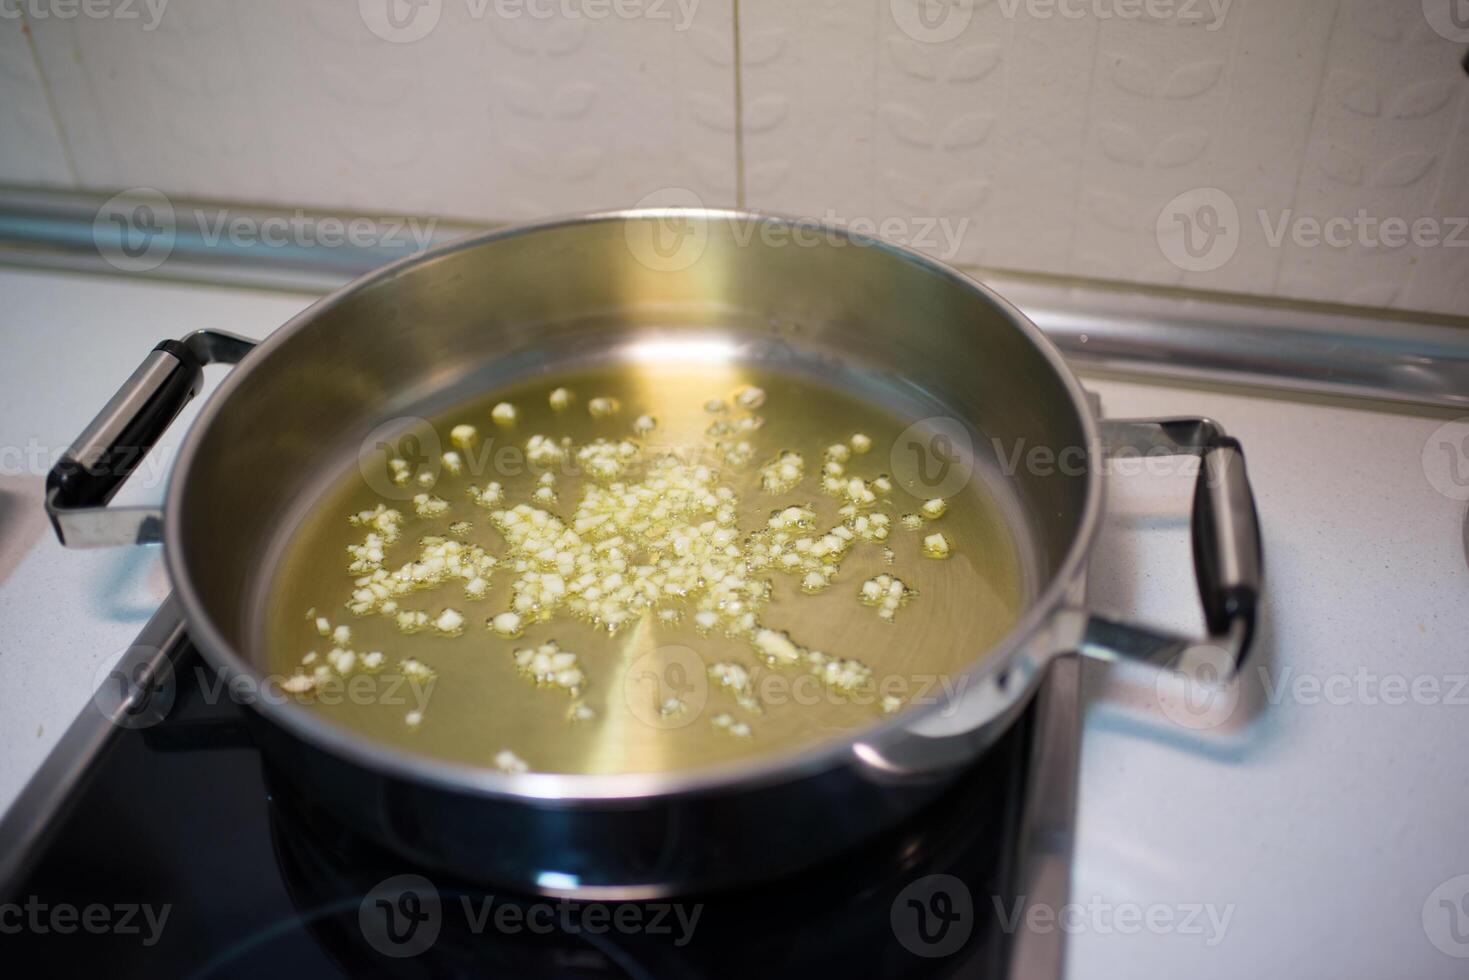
[
  {"xmin": 0, "ymin": 19, "xmax": 72, "ymax": 184},
  {"xmin": 1, "ymin": 0, "xmax": 1466, "ymax": 317}
]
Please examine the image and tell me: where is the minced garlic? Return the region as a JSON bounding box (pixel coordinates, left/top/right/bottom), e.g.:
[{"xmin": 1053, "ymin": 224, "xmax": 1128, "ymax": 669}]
[
  {"xmin": 490, "ymin": 611, "xmax": 524, "ymax": 637},
  {"xmin": 752, "ymin": 627, "xmax": 801, "ymax": 666},
  {"xmin": 413, "ymin": 494, "xmax": 449, "ymax": 518},
  {"xmin": 588, "ymin": 396, "xmax": 621, "ymax": 419},
  {"xmin": 468, "ymin": 482, "xmax": 505, "ymax": 509},
  {"xmin": 709, "ymin": 662, "xmax": 761, "ymax": 713},
  {"xmin": 491, "ymin": 402, "xmax": 517, "ymax": 425},
  {"xmin": 860, "ymin": 573, "xmax": 916, "ymax": 622},
  {"xmin": 526, "ymin": 434, "xmax": 565, "ymax": 468},
  {"xmin": 494, "ymin": 749, "xmax": 529, "ymax": 773},
  {"xmin": 733, "ymin": 385, "xmax": 766, "ymax": 410},
  {"xmin": 450, "ymin": 424, "xmax": 478, "ymax": 450},
  {"xmin": 399, "ymin": 658, "xmax": 434, "ymax": 682},
  {"xmin": 758, "ymin": 451, "xmax": 804, "ymax": 494},
  {"xmin": 512, "ymin": 640, "xmax": 584, "ymax": 694},
  {"xmin": 922, "ymin": 532, "xmax": 952, "ymax": 559},
  {"xmin": 433, "ymin": 608, "xmax": 465, "ymax": 635}
]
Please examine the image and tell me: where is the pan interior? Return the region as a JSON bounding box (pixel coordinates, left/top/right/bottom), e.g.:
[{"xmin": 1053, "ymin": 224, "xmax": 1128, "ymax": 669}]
[{"xmin": 251, "ymin": 348, "xmax": 1031, "ymax": 776}]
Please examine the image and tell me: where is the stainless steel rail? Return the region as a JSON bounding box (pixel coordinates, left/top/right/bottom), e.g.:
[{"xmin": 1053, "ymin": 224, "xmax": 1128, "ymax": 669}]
[{"xmin": 3, "ymin": 185, "xmax": 1467, "ymax": 409}]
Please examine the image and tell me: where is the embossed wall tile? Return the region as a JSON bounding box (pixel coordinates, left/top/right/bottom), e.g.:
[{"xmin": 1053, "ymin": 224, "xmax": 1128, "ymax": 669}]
[
  {"xmin": 737, "ymin": 0, "xmax": 878, "ymax": 221},
  {"xmin": 26, "ymin": 0, "xmax": 736, "ymax": 219},
  {"xmin": 1275, "ymin": 0, "xmax": 1467, "ymax": 313},
  {"xmin": 11, "ymin": 0, "xmax": 1469, "ymax": 316},
  {"xmin": 0, "ymin": 19, "xmax": 73, "ymax": 186}
]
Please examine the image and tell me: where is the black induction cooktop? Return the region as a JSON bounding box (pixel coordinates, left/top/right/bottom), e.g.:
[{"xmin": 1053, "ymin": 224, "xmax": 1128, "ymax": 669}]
[{"xmin": 0, "ymin": 600, "xmax": 1081, "ymax": 979}]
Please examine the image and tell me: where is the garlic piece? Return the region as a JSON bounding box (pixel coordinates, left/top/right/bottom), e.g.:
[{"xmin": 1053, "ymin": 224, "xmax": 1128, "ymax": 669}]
[
  {"xmin": 859, "ymin": 574, "xmax": 916, "ymax": 622},
  {"xmin": 512, "ymin": 641, "xmax": 584, "ymax": 694},
  {"xmin": 758, "ymin": 451, "xmax": 805, "ymax": 494},
  {"xmin": 922, "ymin": 532, "xmax": 952, "ymax": 559},
  {"xmin": 588, "ymin": 396, "xmax": 621, "ymax": 419},
  {"xmin": 549, "ymin": 387, "xmax": 572, "ymax": 411},
  {"xmin": 281, "ymin": 674, "xmax": 315, "ymax": 694},
  {"xmin": 413, "ymin": 494, "xmax": 449, "ymax": 518},
  {"xmin": 490, "ymin": 611, "xmax": 524, "ymax": 637},
  {"xmin": 433, "ymin": 607, "xmax": 465, "ymax": 635},
  {"xmin": 450, "ymin": 424, "xmax": 478, "ymax": 450},
  {"xmin": 494, "ymin": 749, "xmax": 529, "ymax": 773},
  {"xmin": 733, "ymin": 385, "xmax": 766, "ymax": 410},
  {"xmin": 752, "ymin": 627, "xmax": 801, "ymax": 666},
  {"xmin": 526, "ymin": 434, "xmax": 566, "ymax": 468},
  {"xmin": 491, "ymin": 402, "xmax": 517, "ymax": 426}
]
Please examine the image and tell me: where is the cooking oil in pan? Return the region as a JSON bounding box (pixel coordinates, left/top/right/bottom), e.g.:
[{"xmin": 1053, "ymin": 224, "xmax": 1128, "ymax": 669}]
[{"xmin": 262, "ymin": 362, "xmax": 1026, "ymax": 775}]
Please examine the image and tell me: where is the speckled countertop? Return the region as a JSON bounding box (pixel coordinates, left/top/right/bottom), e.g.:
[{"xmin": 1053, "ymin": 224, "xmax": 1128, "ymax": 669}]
[{"xmin": 1, "ymin": 266, "xmax": 1466, "ymax": 978}]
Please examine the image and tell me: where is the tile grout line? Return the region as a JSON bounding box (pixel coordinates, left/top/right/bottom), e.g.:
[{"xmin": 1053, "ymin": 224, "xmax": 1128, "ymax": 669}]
[
  {"xmin": 732, "ymin": 0, "xmax": 745, "ymax": 209},
  {"xmin": 1270, "ymin": 0, "xmax": 1340, "ymax": 299},
  {"xmin": 17, "ymin": 12, "xmax": 81, "ymax": 187}
]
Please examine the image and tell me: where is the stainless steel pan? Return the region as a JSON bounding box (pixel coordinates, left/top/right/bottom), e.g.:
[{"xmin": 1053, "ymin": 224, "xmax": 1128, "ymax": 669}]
[{"xmin": 45, "ymin": 210, "xmax": 1261, "ymax": 897}]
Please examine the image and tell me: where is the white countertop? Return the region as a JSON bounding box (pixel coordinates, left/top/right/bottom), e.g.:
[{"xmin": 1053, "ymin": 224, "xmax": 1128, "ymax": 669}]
[{"xmin": 1, "ymin": 267, "xmax": 1466, "ymax": 978}]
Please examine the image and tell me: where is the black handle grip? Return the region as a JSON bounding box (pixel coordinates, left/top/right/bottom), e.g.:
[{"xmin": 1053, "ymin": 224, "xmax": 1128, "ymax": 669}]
[
  {"xmin": 1191, "ymin": 436, "xmax": 1263, "ymax": 660},
  {"xmin": 46, "ymin": 339, "xmax": 206, "ymax": 512}
]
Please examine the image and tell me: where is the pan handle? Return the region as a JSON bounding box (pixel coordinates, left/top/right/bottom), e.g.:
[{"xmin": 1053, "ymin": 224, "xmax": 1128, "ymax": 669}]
[
  {"xmin": 1080, "ymin": 417, "xmax": 1263, "ymax": 676},
  {"xmin": 44, "ymin": 329, "xmax": 256, "ymax": 548}
]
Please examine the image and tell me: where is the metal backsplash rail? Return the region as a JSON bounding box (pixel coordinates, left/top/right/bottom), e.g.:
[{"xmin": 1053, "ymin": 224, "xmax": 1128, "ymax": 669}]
[{"xmin": 3, "ymin": 186, "xmax": 1467, "ymax": 409}]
